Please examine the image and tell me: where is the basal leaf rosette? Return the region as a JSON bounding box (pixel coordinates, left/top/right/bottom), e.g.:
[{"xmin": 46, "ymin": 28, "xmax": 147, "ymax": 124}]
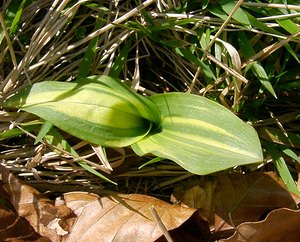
[
  {"xmin": 4, "ymin": 76, "xmax": 161, "ymax": 147},
  {"xmin": 4, "ymin": 75, "xmax": 263, "ymax": 175}
]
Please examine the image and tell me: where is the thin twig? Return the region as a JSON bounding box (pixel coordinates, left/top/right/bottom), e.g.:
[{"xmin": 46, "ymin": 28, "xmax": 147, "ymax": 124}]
[
  {"xmin": 203, "ymin": 50, "xmax": 249, "ymax": 84},
  {"xmin": 58, "ymin": 0, "xmax": 156, "ymax": 57},
  {"xmin": 206, "ymin": 0, "xmax": 244, "ymax": 52},
  {"xmin": 241, "ymin": 2, "xmax": 300, "ymax": 11},
  {"xmin": 188, "ymin": 0, "xmax": 244, "ymax": 93},
  {"xmin": 149, "ymin": 206, "xmax": 174, "ymax": 242},
  {"xmin": 257, "ymin": 12, "xmax": 300, "ymax": 21},
  {"xmin": 242, "ymin": 30, "xmax": 300, "ymax": 67}
]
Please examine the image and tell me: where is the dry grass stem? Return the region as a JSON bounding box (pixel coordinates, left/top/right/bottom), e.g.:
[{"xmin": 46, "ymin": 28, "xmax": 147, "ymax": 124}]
[
  {"xmin": 241, "ymin": 2, "xmax": 300, "ymax": 11},
  {"xmin": 150, "ymin": 205, "xmax": 174, "ymax": 242},
  {"xmin": 243, "ymin": 30, "xmax": 300, "ymax": 67}
]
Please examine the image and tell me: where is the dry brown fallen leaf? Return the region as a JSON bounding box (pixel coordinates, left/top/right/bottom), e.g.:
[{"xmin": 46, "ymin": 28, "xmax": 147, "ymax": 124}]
[
  {"xmin": 0, "ymin": 183, "xmax": 50, "ymax": 241},
  {"xmin": 0, "ymin": 164, "xmax": 76, "ymax": 241},
  {"xmin": 0, "ymin": 165, "xmax": 200, "ymax": 242},
  {"xmin": 62, "ymin": 192, "xmax": 198, "ymax": 242},
  {"xmin": 221, "ymin": 208, "xmax": 300, "ymax": 242},
  {"xmin": 214, "ymin": 172, "xmax": 298, "ymax": 237},
  {"xmin": 172, "ymin": 172, "xmax": 299, "ymax": 240},
  {"xmin": 171, "ymin": 177, "xmax": 216, "ymax": 221}
]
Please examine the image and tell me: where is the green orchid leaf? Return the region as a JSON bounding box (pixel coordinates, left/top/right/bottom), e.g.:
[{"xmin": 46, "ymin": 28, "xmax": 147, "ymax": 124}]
[
  {"xmin": 131, "ymin": 93, "xmax": 263, "ymax": 175},
  {"xmin": 5, "ymin": 75, "xmax": 263, "ymax": 175},
  {"xmin": 4, "ymin": 76, "xmax": 161, "ymax": 147}
]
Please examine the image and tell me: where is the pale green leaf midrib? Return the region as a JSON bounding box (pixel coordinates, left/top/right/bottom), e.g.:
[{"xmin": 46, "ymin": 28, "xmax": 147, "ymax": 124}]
[
  {"xmin": 161, "ymin": 116, "xmax": 259, "ymax": 151},
  {"xmin": 22, "ymin": 101, "xmax": 148, "ymax": 119},
  {"xmin": 155, "ymin": 130, "xmax": 261, "ymax": 160}
]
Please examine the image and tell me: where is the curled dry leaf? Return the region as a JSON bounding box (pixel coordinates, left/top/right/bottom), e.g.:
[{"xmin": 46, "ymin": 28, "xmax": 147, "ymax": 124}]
[
  {"xmin": 214, "ymin": 172, "xmax": 298, "ymax": 233},
  {"xmin": 0, "ymin": 165, "xmax": 76, "ymax": 241},
  {"xmin": 0, "ymin": 183, "xmax": 49, "ymax": 241},
  {"xmin": 171, "ymin": 178, "xmax": 216, "ymax": 222},
  {"xmin": 171, "ymin": 172, "xmax": 299, "ymax": 240},
  {"xmin": 221, "ymin": 208, "xmax": 300, "ymax": 242},
  {"xmin": 62, "ymin": 192, "xmax": 197, "ymax": 242}
]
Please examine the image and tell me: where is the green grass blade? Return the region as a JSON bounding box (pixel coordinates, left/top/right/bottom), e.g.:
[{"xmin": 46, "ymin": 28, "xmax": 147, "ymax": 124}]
[
  {"xmin": 258, "ymin": 127, "xmax": 300, "ymax": 148},
  {"xmin": 9, "ymin": 0, "xmax": 27, "ymax": 36},
  {"xmin": 0, "ymin": 0, "xmax": 27, "ymax": 44},
  {"xmin": 208, "ymin": 5, "xmax": 229, "ymax": 21},
  {"xmin": 282, "ymin": 148, "xmax": 300, "ymax": 163},
  {"xmin": 109, "ymin": 39, "xmax": 132, "ymax": 78},
  {"xmin": 175, "ymin": 47, "xmax": 216, "ymax": 80},
  {"xmin": 77, "ymin": 20, "xmax": 103, "ymax": 79},
  {"xmin": 268, "ymin": 144, "xmax": 300, "ymax": 196},
  {"xmin": 219, "ymin": 0, "xmax": 250, "ymax": 26},
  {"xmin": 138, "ymin": 157, "xmax": 164, "ymax": 169},
  {"xmin": 45, "ymin": 128, "xmax": 117, "ymax": 185},
  {"xmin": 266, "ymin": 8, "xmax": 300, "ymax": 35},
  {"xmin": 245, "ymin": 12, "xmax": 281, "ymax": 36},
  {"xmin": 237, "ymin": 32, "xmax": 255, "ymax": 58},
  {"xmin": 276, "ymin": 17, "xmax": 300, "ymax": 35},
  {"xmin": 0, "ymin": 123, "xmax": 40, "ymax": 141},
  {"xmin": 284, "ymin": 44, "xmax": 300, "ymax": 64},
  {"xmin": 251, "ymin": 62, "xmax": 277, "ymax": 98},
  {"xmin": 34, "ymin": 121, "xmax": 53, "ymax": 145},
  {"xmin": 237, "ymin": 32, "xmax": 277, "ymax": 98}
]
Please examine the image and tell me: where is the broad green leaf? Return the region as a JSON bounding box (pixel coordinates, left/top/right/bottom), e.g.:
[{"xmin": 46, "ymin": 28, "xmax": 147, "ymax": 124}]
[
  {"xmin": 132, "ymin": 93, "xmax": 263, "ymax": 175},
  {"xmin": 5, "ymin": 75, "xmax": 264, "ymax": 176},
  {"xmin": 4, "ymin": 76, "xmax": 161, "ymax": 147}
]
